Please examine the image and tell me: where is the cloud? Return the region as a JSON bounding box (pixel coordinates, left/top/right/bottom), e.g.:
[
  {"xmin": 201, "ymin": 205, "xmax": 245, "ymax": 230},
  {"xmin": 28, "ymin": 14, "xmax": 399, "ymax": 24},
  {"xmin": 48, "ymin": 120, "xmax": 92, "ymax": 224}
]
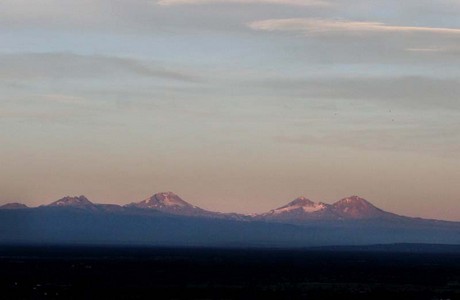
[
  {"xmin": 0, "ymin": 109, "xmax": 77, "ymax": 123},
  {"xmin": 244, "ymin": 76, "xmax": 460, "ymax": 110},
  {"xmin": 405, "ymin": 48, "xmax": 444, "ymax": 52},
  {"xmin": 274, "ymin": 124, "xmax": 460, "ymax": 156},
  {"xmin": 40, "ymin": 94, "xmax": 89, "ymax": 106},
  {"xmin": 0, "ymin": 53, "xmax": 198, "ymax": 82},
  {"xmin": 0, "ymin": 0, "xmax": 112, "ymax": 28},
  {"xmin": 248, "ymin": 18, "xmax": 460, "ymax": 36},
  {"xmin": 405, "ymin": 47, "xmax": 460, "ymax": 54},
  {"xmin": 157, "ymin": 0, "xmax": 328, "ymax": 6}
]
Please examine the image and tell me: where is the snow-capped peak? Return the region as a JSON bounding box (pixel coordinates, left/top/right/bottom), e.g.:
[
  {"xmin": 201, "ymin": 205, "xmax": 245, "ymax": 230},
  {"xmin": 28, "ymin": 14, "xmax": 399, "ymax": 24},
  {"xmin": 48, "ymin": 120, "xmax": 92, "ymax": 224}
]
[
  {"xmin": 147, "ymin": 192, "xmax": 184, "ymax": 206},
  {"xmin": 332, "ymin": 195, "xmax": 384, "ymax": 218},
  {"xmin": 48, "ymin": 195, "xmax": 94, "ymax": 207},
  {"xmin": 127, "ymin": 192, "xmax": 198, "ymax": 211},
  {"xmin": 267, "ymin": 196, "xmax": 326, "ymax": 215},
  {"xmin": 333, "ymin": 195, "xmax": 374, "ymax": 208},
  {"xmin": 124, "ymin": 192, "xmax": 230, "ymax": 217},
  {"xmin": 287, "ymin": 196, "xmax": 315, "ymax": 207}
]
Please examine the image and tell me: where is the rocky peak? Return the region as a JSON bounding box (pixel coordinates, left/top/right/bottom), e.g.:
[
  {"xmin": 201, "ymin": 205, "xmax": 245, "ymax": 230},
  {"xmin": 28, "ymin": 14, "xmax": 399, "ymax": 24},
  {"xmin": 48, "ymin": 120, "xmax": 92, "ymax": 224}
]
[
  {"xmin": 48, "ymin": 195, "xmax": 94, "ymax": 207},
  {"xmin": 287, "ymin": 196, "xmax": 316, "ymax": 207},
  {"xmin": 126, "ymin": 192, "xmax": 198, "ymax": 211},
  {"xmin": 146, "ymin": 192, "xmax": 193, "ymax": 208},
  {"xmin": 332, "ymin": 196, "xmax": 383, "ymax": 218},
  {"xmin": 264, "ymin": 196, "xmax": 327, "ymax": 216}
]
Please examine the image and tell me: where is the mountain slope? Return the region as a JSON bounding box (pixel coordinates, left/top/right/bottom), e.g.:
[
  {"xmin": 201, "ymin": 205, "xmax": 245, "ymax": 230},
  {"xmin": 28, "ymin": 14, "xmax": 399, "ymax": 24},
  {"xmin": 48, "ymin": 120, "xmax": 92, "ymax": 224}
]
[
  {"xmin": 46, "ymin": 195, "xmax": 125, "ymax": 213},
  {"xmin": 0, "ymin": 192, "xmax": 458, "ymax": 247},
  {"xmin": 257, "ymin": 197, "xmax": 335, "ymax": 221},
  {"xmin": 126, "ymin": 192, "xmax": 198, "ymax": 211},
  {"xmin": 0, "ymin": 203, "xmax": 28, "ymax": 209},
  {"xmin": 258, "ymin": 195, "xmax": 402, "ymax": 222},
  {"xmin": 331, "ymin": 195, "xmax": 395, "ymax": 219},
  {"xmin": 0, "ymin": 207, "xmax": 458, "ymax": 247},
  {"xmin": 47, "ymin": 195, "xmax": 96, "ymax": 209},
  {"xmin": 125, "ymin": 192, "xmax": 243, "ymax": 219}
]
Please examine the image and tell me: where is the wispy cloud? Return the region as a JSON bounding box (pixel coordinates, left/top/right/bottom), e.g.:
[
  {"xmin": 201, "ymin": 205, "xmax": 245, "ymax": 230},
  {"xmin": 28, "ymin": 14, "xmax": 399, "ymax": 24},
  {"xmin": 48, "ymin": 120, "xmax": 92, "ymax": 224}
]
[
  {"xmin": 0, "ymin": 53, "xmax": 198, "ymax": 82},
  {"xmin": 157, "ymin": 0, "xmax": 328, "ymax": 6},
  {"xmin": 405, "ymin": 47, "xmax": 460, "ymax": 53},
  {"xmin": 248, "ymin": 18, "xmax": 460, "ymax": 35},
  {"xmin": 274, "ymin": 124, "xmax": 460, "ymax": 156},
  {"xmin": 405, "ymin": 48, "xmax": 444, "ymax": 52},
  {"xmin": 244, "ymin": 76, "xmax": 460, "ymax": 110},
  {"xmin": 40, "ymin": 94, "xmax": 90, "ymax": 106},
  {"xmin": 0, "ymin": 109, "xmax": 76, "ymax": 122}
]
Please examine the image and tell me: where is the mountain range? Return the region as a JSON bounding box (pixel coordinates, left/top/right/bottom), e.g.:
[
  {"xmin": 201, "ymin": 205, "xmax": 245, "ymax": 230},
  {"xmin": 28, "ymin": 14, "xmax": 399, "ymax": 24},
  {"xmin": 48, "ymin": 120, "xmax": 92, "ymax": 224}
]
[
  {"xmin": 0, "ymin": 192, "xmax": 407, "ymax": 221},
  {"xmin": 0, "ymin": 192, "xmax": 458, "ymax": 247}
]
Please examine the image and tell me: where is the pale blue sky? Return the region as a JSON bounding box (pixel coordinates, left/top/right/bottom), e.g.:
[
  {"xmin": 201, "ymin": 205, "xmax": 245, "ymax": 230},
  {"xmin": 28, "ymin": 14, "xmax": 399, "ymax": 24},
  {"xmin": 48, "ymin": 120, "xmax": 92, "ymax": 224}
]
[{"xmin": 1, "ymin": 0, "xmax": 459, "ymax": 220}]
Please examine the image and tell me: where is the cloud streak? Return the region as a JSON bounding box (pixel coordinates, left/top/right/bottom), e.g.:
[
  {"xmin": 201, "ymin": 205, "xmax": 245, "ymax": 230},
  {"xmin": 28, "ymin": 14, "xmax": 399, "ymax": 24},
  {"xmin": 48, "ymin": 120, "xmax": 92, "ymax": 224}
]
[
  {"xmin": 0, "ymin": 53, "xmax": 198, "ymax": 82},
  {"xmin": 248, "ymin": 18, "xmax": 460, "ymax": 36},
  {"xmin": 274, "ymin": 124, "xmax": 460, "ymax": 156},
  {"xmin": 405, "ymin": 47, "xmax": 460, "ymax": 54},
  {"xmin": 244, "ymin": 76, "xmax": 460, "ymax": 110},
  {"xmin": 157, "ymin": 0, "xmax": 328, "ymax": 6}
]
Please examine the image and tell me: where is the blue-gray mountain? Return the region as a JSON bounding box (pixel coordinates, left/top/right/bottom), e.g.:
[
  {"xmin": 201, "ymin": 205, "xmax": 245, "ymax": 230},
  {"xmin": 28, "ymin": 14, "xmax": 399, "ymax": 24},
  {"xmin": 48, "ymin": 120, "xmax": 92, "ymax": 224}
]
[{"xmin": 0, "ymin": 192, "xmax": 458, "ymax": 247}]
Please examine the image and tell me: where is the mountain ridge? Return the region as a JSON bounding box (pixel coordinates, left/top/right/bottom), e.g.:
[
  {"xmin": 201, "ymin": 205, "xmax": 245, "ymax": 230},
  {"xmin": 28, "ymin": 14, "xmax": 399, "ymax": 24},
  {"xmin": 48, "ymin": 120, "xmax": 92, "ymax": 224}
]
[
  {"xmin": 0, "ymin": 203, "xmax": 29, "ymax": 209},
  {"xmin": 0, "ymin": 192, "xmax": 457, "ymax": 223},
  {"xmin": 0, "ymin": 192, "xmax": 459, "ymax": 247}
]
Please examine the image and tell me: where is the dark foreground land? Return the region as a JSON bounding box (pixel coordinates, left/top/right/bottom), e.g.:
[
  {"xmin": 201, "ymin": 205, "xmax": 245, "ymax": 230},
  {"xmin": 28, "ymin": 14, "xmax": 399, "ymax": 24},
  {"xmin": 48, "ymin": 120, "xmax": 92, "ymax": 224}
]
[{"xmin": 0, "ymin": 245, "xmax": 459, "ymax": 299}]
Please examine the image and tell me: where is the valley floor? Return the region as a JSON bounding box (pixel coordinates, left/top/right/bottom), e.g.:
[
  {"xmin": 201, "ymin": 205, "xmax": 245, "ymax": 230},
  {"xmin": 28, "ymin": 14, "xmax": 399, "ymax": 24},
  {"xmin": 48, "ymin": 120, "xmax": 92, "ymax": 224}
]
[{"xmin": 0, "ymin": 245, "xmax": 459, "ymax": 299}]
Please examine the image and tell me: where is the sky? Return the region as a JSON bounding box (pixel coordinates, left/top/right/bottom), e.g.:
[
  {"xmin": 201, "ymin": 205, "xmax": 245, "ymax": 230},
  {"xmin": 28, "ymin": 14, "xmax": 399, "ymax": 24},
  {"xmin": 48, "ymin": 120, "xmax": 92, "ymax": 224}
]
[{"xmin": 0, "ymin": 0, "xmax": 459, "ymax": 221}]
